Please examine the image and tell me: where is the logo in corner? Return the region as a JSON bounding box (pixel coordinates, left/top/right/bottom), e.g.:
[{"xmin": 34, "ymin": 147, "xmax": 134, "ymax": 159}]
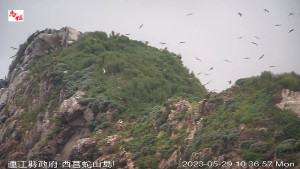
[{"xmin": 8, "ymin": 10, "xmax": 24, "ymax": 22}]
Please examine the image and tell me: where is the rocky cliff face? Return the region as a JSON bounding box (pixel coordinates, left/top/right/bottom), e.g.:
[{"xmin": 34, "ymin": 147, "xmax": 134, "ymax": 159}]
[{"xmin": 0, "ymin": 27, "xmax": 83, "ymax": 167}]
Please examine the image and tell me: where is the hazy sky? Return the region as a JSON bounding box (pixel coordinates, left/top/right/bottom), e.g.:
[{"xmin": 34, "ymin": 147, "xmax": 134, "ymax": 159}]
[{"xmin": 1, "ymin": 0, "xmax": 300, "ymax": 91}]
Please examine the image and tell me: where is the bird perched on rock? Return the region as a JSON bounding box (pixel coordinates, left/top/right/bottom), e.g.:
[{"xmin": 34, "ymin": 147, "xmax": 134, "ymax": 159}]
[{"xmin": 228, "ymin": 80, "xmax": 232, "ymax": 85}]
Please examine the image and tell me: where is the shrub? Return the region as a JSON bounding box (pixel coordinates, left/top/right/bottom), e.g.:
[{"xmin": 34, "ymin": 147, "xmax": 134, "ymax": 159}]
[
  {"xmin": 212, "ymin": 141, "xmax": 222, "ymax": 153},
  {"xmin": 64, "ymin": 66, "xmax": 94, "ymax": 98},
  {"xmin": 225, "ymin": 99, "xmax": 237, "ymax": 112},
  {"xmin": 155, "ymin": 110, "xmax": 168, "ymax": 127},
  {"xmin": 79, "ymin": 98, "xmax": 95, "ymax": 106},
  {"xmin": 90, "ymin": 95, "xmax": 112, "ymax": 114},
  {"xmin": 274, "ymin": 130, "xmax": 285, "ymax": 142},
  {"xmin": 249, "ymin": 142, "xmax": 271, "ymax": 153},
  {"xmin": 88, "ymin": 113, "xmax": 110, "ymax": 131},
  {"xmin": 276, "ymin": 139, "xmax": 297, "ymax": 157},
  {"xmin": 53, "ymin": 116, "xmax": 63, "ymax": 134},
  {"xmin": 0, "ymin": 79, "xmax": 8, "ymax": 88},
  {"xmin": 296, "ymin": 141, "xmax": 300, "ymax": 152},
  {"xmin": 242, "ymin": 151, "xmax": 268, "ymax": 162},
  {"xmin": 241, "ymin": 140, "xmax": 255, "ymax": 149},
  {"xmin": 48, "ymin": 70, "xmax": 64, "ymax": 84},
  {"xmin": 98, "ymin": 121, "xmax": 110, "ymax": 129},
  {"xmin": 94, "ymin": 31, "xmax": 108, "ymax": 40},
  {"xmin": 214, "ymin": 98, "xmax": 224, "ymax": 106},
  {"xmin": 159, "ymin": 123, "xmax": 172, "ymax": 132}
]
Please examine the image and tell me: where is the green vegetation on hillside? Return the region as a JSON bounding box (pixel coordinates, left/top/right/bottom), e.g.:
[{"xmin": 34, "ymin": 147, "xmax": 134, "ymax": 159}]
[
  {"xmin": 30, "ymin": 31, "xmax": 206, "ymax": 113},
  {"xmin": 25, "ymin": 31, "xmax": 207, "ymax": 167},
  {"xmin": 184, "ymin": 71, "xmax": 300, "ymax": 164}
]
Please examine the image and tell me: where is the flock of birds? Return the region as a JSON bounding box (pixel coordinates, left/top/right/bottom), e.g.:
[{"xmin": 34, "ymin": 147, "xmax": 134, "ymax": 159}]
[
  {"xmin": 9, "ymin": 8, "xmax": 298, "ymax": 92},
  {"xmin": 124, "ymin": 9, "xmax": 298, "ymax": 92},
  {"xmin": 203, "ymin": 9, "xmax": 296, "ymax": 91}
]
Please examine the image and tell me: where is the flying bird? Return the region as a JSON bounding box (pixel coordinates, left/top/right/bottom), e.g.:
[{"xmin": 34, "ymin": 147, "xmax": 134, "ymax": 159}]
[
  {"xmin": 159, "ymin": 42, "xmax": 166, "ymax": 45},
  {"xmin": 237, "ymin": 13, "xmax": 242, "ymax": 17},
  {"xmin": 204, "ymin": 73, "xmax": 211, "ymax": 76},
  {"xmin": 264, "ymin": 9, "xmax": 270, "ymax": 13},
  {"xmin": 224, "ymin": 59, "xmax": 231, "ymax": 63},
  {"xmin": 195, "ymin": 57, "xmax": 202, "ymax": 62},
  {"xmin": 10, "ymin": 46, "xmax": 17, "ymax": 50},
  {"xmin": 243, "ymin": 57, "xmax": 250, "ymax": 59},
  {"xmin": 139, "ymin": 24, "xmax": 144, "ymax": 29},
  {"xmin": 124, "ymin": 33, "xmax": 130, "ymax": 36},
  {"xmin": 254, "ymin": 36, "xmax": 260, "ymax": 39},
  {"xmin": 259, "ymin": 54, "xmax": 264, "ymax": 60},
  {"xmin": 208, "ymin": 67, "xmax": 214, "ymax": 71},
  {"xmin": 237, "ymin": 36, "xmax": 244, "ymax": 39},
  {"xmin": 10, "ymin": 54, "xmax": 17, "ymax": 58},
  {"xmin": 288, "ymin": 29, "xmax": 294, "ymax": 33},
  {"xmin": 197, "ymin": 72, "xmax": 202, "ymax": 76},
  {"xmin": 269, "ymin": 65, "xmax": 277, "ymax": 68},
  {"xmin": 251, "ymin": 42, "xmax": 258, "ymax": 46},
  {"xmin": 179, "ymin": 41, "xmax": 186, "ymax": 44},
  {"xmin": 274, "ymin": 24, "xmax": 282, "ymax": 26},
  {"xmin": 204, "ymin": 80, "xmax": 212, "ymax": 86},
  {"xmin": 186, "ymin": 13, "xmax": 193, "ymax": 16},
  {"xmin": 228, "ymin": 80, "xmax": 232, "ymax": 85},
  {"xmin": 288, "ymin": 12, "xmax": 294, "ymax": 16}
]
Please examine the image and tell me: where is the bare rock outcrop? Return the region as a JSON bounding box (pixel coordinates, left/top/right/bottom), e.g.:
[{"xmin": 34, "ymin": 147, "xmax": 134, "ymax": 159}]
[
  {"xmin": 24, "ymin": 27, "xmax": 81, "ymax": 56},
  {"xmin": 276, "ymin": 88, "xmax": 300, "ymax": 117},
  {"xmin": 198, "ymin": 93, "xmax": 218, "ymax": 116}
]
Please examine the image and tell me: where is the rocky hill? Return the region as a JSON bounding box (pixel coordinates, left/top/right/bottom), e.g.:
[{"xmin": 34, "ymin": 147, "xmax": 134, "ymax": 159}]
[{"xmin": 0, "ymin": 27, "xmax": 299, "ymax": 169}]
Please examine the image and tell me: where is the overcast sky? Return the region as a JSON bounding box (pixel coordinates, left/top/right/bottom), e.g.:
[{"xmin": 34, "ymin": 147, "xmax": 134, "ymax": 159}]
[{"xmin": 1, "ymin": 0, "xmax": 300, "ymax": 91}]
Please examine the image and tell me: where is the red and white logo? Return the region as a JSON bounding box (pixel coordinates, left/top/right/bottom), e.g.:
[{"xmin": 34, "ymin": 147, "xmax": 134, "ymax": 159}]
[{"xmin": 8, "ymin": 10, "xmax": 24, "ymax": 22}]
